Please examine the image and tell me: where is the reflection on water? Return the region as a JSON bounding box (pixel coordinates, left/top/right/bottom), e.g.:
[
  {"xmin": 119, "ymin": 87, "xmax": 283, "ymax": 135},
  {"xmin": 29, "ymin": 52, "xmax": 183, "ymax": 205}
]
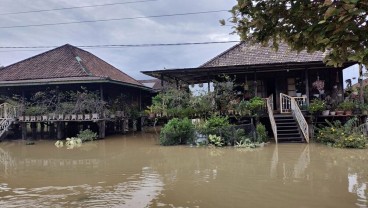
[{"xmin": 0, "ymin": 129, "xmax": 367, "ymax": 207}]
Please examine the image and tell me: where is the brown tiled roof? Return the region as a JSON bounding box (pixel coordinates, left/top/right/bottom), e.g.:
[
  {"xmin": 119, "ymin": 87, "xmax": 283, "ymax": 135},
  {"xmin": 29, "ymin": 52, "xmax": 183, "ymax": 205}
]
[
  {"xmin": 201, "ymin": 42, "xmax": 326, "ymax": 67},
  {"xmin": 0, "ymin": 44, "xmax": 143, "ymax": 86}
]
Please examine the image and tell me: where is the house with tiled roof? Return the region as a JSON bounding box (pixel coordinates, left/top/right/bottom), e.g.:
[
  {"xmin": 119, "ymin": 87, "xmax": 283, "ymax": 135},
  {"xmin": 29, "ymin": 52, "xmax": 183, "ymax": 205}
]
[
  {"xmin": 0, "ymin": 44, "xmax": 154, "ymax": 140},
  {"xmin": 142, "ymin": 41, "xmax": 357, "ymax": 143}
]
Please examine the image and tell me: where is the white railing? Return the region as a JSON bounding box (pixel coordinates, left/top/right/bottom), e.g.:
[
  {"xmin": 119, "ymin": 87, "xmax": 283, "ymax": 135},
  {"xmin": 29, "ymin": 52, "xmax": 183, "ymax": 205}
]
[
  {"xmin": 280, "ymin": 93, "xmax": 309, "ymax": 143},
  {"xmin": 280, "ymin": 96, "xmax": 306, "ymax": 114},
  {"xmin": 0, "ymin": 103, "xmax": 17, "ymax": 119},
  {"xmin": 266, "ymin": 94, "xmax": 278, "ymax": 143}
]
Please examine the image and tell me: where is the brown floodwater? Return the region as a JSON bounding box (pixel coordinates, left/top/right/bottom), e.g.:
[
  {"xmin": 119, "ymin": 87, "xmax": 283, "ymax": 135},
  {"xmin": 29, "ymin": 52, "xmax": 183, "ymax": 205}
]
[{"xmin": 0, "ymin": 128, "xmax": 367, "ymax": 208}]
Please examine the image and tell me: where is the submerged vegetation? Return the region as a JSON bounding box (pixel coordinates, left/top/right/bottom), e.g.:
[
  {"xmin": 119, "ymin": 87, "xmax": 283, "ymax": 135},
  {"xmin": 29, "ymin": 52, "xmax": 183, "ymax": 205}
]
[
  {"xmin": 316, "ymin": 118, "xmax": 368, "ymax": 149},
  {"xmin": 55, "ymin": 129, "xmax": 97, "ymax": 149}
]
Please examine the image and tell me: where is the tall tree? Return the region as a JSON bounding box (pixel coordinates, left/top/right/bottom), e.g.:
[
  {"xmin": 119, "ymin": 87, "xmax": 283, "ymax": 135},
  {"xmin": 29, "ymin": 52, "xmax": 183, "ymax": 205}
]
[{"xmin": 225, "ymin": 0, "xmax": 368, "ymax": 102}]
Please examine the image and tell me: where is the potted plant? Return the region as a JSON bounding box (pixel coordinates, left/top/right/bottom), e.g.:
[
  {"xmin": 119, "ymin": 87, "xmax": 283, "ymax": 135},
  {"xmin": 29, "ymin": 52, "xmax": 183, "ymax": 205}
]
[
  {"xmin": 308, "ymin": 99, "xmax": 326, "ymax": 115},
  {"xmin": 312, "ymin": 77, "xmax": 325, "ymax": 94},
  {"xmin": 337, "ymin": 101, "xmax": 355, "ymax": 115}
]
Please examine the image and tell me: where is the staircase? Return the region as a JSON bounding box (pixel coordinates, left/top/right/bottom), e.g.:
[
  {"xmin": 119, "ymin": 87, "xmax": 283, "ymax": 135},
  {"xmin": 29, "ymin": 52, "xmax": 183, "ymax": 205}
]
[
  {"xmin": 274, "ymin": 114, "xmax": 304, "ymax": 142},
  {"xmin": 0, "ymin": 103, "xmax": 17, "ymax": 140},
  {"xmin": 0, "ymin": 118, "xmax": 14, "ymax": 140}
]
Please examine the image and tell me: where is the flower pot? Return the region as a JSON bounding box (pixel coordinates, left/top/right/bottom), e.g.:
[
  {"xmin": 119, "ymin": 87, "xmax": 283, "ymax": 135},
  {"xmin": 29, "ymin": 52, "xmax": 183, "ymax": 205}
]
[
  {"xmin": 319, "ymin": 90, "xmax": 325, "ymax": 94},
  {"xmin": 148, "ymin": 113, "xmax": 155, "ymax": 119},
  {"xmin": 30, "ymin": 116, "xmax": 36, "ymax": 121},
  {"xmin": 49, "ymin": 113, "xmax": 56, "ymax": 120},
  {"xmin": 42, "ymin": 115, "xmax": 48, "ymax": 121},
  {"xmin": 36, "ymin": 116, "xmax": 42, "ymax": 121},
  {"xmin": 322, "ymin": 110, "xmax": 330, "ymax": 116},
  {"xmin": 77, "ymin": 114, "xmax": 84, "ymax": 120},
  {"xmin": 18, "ymin": 116, "xmax": 24, "ymax": 121},
  {"xmin": 64, "ymin": 114, "xmax": 71, "ymax": 120},
  {"xmin": 313, "ymin": 94, "xmax": 320, "ymax": 98},
  {"xmin": 330, "ymin": 111, "xmax": 336, "ymax": 116},
  {"xmin": 58, "ymin": 114, "xmax": 64, "ymax": 120},
  {"xmin": 296, "ymin": 93, "xmax": 302, "ymax": 97},
  {"xmin": 71, "ymin": 114, "xmax": 77, "ymax": 120},
  {"xmin": 336, "ymin": 111, "xmax": 344, "ymax": 116},
  {"xmin": 25, "ymin": 116, "xmax": 30, "ymax": 121},
  {"xmin": 110, "ymin": 114, "xmax": 116, "ymax": 119},
  {"xmin": 345, "ymin": 110, "xmax": 353, "ymax": 116},
  {"xmin": 363, "ymin": 110, "xmax": 368, "ymax": 115},
  {"xmin": 84, "ymin": 114, "xmax": 91, "ymax": 120},
  {"xmin": 92, "ymin": 113, "xmax": 99, "ymax": 120}
]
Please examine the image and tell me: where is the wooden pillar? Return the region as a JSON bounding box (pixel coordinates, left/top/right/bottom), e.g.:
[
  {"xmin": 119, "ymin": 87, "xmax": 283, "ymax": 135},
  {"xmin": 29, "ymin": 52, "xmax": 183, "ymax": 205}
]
[
  {"xmin": 254, "ymin": 69, "xmax": 257, "ymax": 96},
  {"xmin": 98, "ymin": 120, "xmax": 106, "ymax": 138},
  {"xmin": 49, "ymin": 122, "xmax": 55, "ymax": 139},
  {"xmin": 31, "ymin": 123, "xmax": 37, "ymax": 140},
  {"xmin": 40, "ymin": 123, "xmax": 44, "ymax": 139},
  {"xmin": 21, "ymin": 123, "xmax": 27, "ymax": 140},
  {"xmin": 305, "ymin": 68, "xmax": 310, "ymax": 105},
  {"xmin": 207, "ymin": 73, "xmax": 210, "ymax": 93},
  {"xmin": 176, "ymin": 79, "xmax": 179, "ymax": 90},
  {"xmin": 56, "ymin": 122, "xmax": 63, "ymax": 140}
]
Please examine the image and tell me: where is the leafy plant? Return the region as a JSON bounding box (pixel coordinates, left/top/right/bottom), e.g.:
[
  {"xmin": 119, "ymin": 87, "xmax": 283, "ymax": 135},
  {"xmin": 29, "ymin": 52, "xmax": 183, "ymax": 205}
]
[
  {"xmin": 203, "ymin": 115, "xmax": 230, "ymax": 135},
  {"xmin": 159, "ymin": 118, "xmax": 195, "ymax": 146},
  {"xmin": 256, "ymin": 123, "xmax": 268, "ymax": 143},
  {"xmin": 77, "ymin": 129, "xmax": 97, "ymax": 142},
  {"xmin": 316, "ymin": 118, "xmax": 367, "ymax": 148},
  {"xmin": 208, "ymin": 134, "xmax": 224, "ymax": 147},
  {"xmin": 247, "ymin": 96, "xmax": 265, "ymax": 114},
  {"xmin": 308, "ymin": 99, "xmax": 326, "ymax": 114},
  {"xmin": 337, "ymin": 101, "xmax": 355, "ymax": 111}
]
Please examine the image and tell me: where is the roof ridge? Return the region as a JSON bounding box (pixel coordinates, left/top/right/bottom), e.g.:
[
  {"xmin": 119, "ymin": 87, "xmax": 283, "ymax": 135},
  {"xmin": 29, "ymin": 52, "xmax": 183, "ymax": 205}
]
[
  {"xmin": 199, "ymin": 41, "xmax": 244, "ymax": 67},
  {"xmin": 2, "ymin": 44, "xmax": 70, "ymax": 69},
  {"xmin": 71, "ymin": 46, "xmax": 143, "ymax": 86}
]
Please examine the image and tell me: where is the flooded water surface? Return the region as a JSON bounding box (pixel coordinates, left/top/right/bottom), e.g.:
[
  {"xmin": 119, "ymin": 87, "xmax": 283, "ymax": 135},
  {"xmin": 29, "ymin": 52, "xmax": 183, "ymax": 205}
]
[{"xmin": 0, "ymin": 128, "xmax": 367, "ymax": 207}]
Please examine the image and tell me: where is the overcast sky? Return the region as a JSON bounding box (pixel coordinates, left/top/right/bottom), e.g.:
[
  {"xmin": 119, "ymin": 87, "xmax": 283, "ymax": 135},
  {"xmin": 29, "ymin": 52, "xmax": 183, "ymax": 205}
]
[{"xmin": 0, "ymin": 0, "xmax": 239, "ymax": 80}]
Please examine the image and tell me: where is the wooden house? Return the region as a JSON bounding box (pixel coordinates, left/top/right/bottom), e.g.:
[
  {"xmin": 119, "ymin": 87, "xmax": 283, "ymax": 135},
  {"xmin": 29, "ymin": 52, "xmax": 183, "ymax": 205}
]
[
  {"xmin": 142, "ymin": 42, "xmax": 357, "ymax": 143},
  {"xmin": 0, "ymin": 44, "xmax": 154, "ymax": 140}
]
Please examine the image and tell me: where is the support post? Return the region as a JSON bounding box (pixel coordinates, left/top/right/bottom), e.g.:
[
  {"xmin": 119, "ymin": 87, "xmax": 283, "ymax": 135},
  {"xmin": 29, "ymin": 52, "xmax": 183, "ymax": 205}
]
[
  {"xmin": 40, "ymin": 123, "xmax": 44, "ymax": 139},
  {"xmin": 31, "ymin": 123, "xmax": 37, "ymax": 140},
  {"xmin": 99, "ymin": 120, "xmax": 106, "ymax": 138},
  {"xmin": 359, "ymin": 64, "xmax": 364, "ymax": 104},
  {"xmin": 21, "ymin": 123, "xmax": 27, "ymax": 140},
  {"xmin": 56, "ymin": 122, "xmax": 63, "ymax": 140},
  {"xmin": 305, "ymin": 68, "xmax": 310, "ymax": 105}
]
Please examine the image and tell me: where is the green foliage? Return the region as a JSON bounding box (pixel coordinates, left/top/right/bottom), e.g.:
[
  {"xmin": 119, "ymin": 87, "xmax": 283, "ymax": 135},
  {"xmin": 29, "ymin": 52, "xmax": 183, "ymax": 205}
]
[
  {"xmin": 316, "ymin": 118, "xmax": 367, "ymax": 148},
  {"xmin": 227, "ymin": 1, "xmax": 368, "ymax": 67},
  {"xmin": 247, "ymin": 96, "xmax": 265, "ymax": 114},
  {"xmin": 235, "ymin": 138, "xmax": 257, "ymax": 148},
  {"xmin": 337, "ymin": 101, "xmax": 355, "ymax": 111},
  {"xmin": 159, "ymin": 118, "xmax": 195, "ymax": 146},
  {"xmin": 213, "ymin": 75, "xmax": 237, "ymax": 112},
  {"xmin": 256, "ymin": 123, "xmax": 268, "ymax": 142},
  {"xmin": 208, "ymin": 134, "xmax": 224, "ymax": 147},
  {"xmin": 308, "ymin": 99, "xmax": 326, "ymax": 114},
  {"xmin": 203, "ymin": 115, "xmax": 230, "ymax": 135},
  {"xmin": 77, "ymin": 129, "xmax": 98, "ymax": 142}
]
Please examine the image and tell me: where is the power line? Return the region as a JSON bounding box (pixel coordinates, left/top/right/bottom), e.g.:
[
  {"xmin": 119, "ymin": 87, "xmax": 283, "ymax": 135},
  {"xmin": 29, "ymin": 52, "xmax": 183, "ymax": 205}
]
[
  {"xmin": 0, "ymin": 0, "xmax": 158, "ymax": 16},
  {"xmin": 0, "ymin": 10, "xmax": 228, "ymax": 29},
  {"xmin": 0, "ymin": 41, "xmax": 240, "ymax": 50}
]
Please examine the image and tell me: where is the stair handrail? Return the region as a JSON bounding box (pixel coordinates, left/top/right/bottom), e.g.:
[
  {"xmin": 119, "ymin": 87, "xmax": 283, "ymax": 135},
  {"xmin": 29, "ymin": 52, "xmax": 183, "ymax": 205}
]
[
  {"xmin": 280, "ymin": 93, "xmax": 309, "ymax": 143},
  {"xmin": 0, "ymin": 103, "xmax": 17, "ymax": 119},
  {"xmin": 266, "ymin": 94, "xmax": 278, "ymax": 143}
]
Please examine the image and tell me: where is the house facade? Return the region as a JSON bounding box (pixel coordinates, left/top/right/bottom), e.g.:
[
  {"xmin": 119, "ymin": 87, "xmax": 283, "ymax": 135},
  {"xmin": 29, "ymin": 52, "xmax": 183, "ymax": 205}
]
[
  {"xmin": 0, "ymin": 44, "xmax": 154, "ymax": 140},
  {"xmin": 142, "ymin": 42, "xmax": 357, "ymax": 143}
]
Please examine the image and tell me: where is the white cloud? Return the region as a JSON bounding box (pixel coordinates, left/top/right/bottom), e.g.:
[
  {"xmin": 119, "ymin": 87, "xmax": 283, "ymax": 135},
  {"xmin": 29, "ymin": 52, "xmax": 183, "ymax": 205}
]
[{"xmin": 0, "ymin": 0, "xmax": 239, "ymax": 79}]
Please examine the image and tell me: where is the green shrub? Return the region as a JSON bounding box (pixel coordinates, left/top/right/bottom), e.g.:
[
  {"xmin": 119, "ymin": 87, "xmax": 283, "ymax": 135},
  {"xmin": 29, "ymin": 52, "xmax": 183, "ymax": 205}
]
[
  {"xmin": 316, "ymin": 118, "xmax": 367, "ymax": 148},
  {"xmin": 256, "ymin": 123, "xmax": 268, "ymax": 142},
  {"xmin": 159, "ymin": 118, "xmax": 195, "ymax": 146},
  {"xmin": 208, "ymin": 134, "xmax": 224, "ymax": 147},
  {"xmin": 77, "ymin": 129, "xmax": 97, "ymax": 142},
  {"xmin": 203, "ymin": 115, "xmax": 230, "ymax": 135},
  {"xmin": 337, "ymin": 101, "xmax": 355, "ymax": 111},
  {"xmin": 247, "ymin": 97, "xmax": 265, "ymax": 113},
  {"xmin": 308, "ymin": 99, "xmax": 326, "ymax": 114}
]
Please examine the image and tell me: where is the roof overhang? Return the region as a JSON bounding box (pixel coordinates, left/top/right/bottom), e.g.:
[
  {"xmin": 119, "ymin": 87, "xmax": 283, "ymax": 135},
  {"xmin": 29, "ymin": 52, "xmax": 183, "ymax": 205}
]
[
  {"xmin": 142, "ymin": 61, "xmax": 356, "ymax": 84},
  {"xmin": 0, "ymin": 76, "xmax": 154, "ymax": 92}
]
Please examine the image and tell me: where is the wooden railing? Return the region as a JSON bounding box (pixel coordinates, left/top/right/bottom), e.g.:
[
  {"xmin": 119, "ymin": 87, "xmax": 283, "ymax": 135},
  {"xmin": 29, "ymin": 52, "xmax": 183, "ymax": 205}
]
[
  {"xmin": 280, "ymin": 96, "xmax": 306, "ymax": 114},
  {"xmin": 0, "ymin": 103, "xmax": 17, "ymax": 119},
  {"xmin": 280, "ymin": 93, "xmax": 309, "ymax": 143},
  {"xmin": 265, "ymin": 94, "xmax": 278, "ymax": 143}
]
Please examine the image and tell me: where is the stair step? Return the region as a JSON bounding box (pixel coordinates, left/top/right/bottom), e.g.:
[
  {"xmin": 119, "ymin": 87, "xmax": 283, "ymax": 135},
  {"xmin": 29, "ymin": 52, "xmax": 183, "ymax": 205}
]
[
  {"xmin": 277, "ymin": 129, "xmax": 299, "ymax": 133},
  {"xmin": 278, "ymin": 133, "xmax": 302, "ymax": 137},
  {"xmin": 276, "ymin": 123, "xmax": 298, "ymax": 126}
]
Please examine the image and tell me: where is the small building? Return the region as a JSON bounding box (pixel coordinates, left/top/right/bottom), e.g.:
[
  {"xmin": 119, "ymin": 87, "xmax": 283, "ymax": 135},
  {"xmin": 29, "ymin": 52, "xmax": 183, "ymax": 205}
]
[
  {"xmin": 0, "ymin": 44, "xmax": 154, "ymax": 140},
  {"xmin": 142, "ymin": 42, "xmax": 358, "ymax": 143}
]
